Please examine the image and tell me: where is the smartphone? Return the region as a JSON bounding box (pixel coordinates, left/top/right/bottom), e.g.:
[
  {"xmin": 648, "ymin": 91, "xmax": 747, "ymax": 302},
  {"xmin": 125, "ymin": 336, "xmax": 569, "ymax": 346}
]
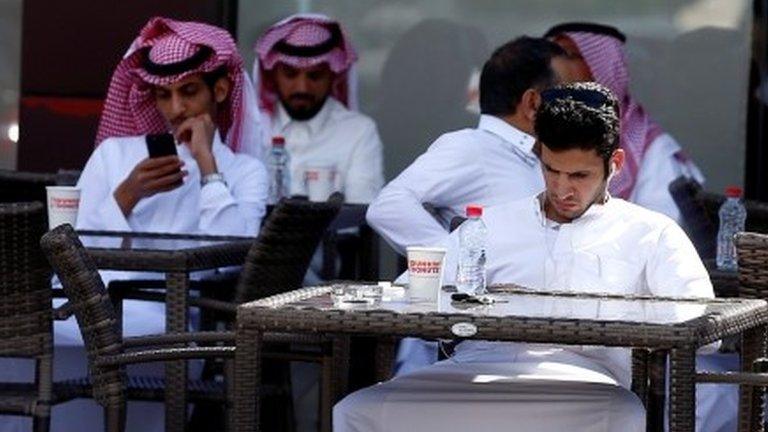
[{"xmin": 146, "ymin": 133, "xmax": 178, "ymax": 158}]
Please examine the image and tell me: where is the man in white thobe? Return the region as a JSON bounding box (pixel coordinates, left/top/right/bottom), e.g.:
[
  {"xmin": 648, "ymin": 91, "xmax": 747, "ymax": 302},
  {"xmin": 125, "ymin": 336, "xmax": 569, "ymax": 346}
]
[
  {"xmin": 543, "ymin": 22, "xmax": 735, "ymax": 431},
  {"xmin": 334, "ymin": 82, "xmax": 714, "ymax": 432},
  {"xmin": 0, "ymin": 18, "xmax": 268, "ymax": 432},
  {"xmin": 253, "ymin": 14, "xmax": 383, "ymax": 204}
]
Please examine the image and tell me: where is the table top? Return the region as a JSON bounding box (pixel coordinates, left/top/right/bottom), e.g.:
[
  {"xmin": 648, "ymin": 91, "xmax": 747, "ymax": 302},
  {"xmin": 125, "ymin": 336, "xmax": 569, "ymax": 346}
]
[
  {"xmin": 78, "ymin": 230, "xmax": 254, "ymax": 272},
  {"xmin": 238, "ymin": 284, "xmax": 768, "ymax": 350}
]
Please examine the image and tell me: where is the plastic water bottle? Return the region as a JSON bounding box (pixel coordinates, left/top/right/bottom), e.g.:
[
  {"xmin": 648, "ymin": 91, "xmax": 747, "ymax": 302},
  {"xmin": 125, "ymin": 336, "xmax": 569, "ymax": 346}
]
[
  {"xmin": 456, "ymin": 204, "xmax": 488, "ymax": 295},
  {"xmin": 716, "ymin": 186, "xmax": 747, "ymax": 271},
  {"xmin": 268, "ymin": 136, "xmax": 290, "ymax": 204}
]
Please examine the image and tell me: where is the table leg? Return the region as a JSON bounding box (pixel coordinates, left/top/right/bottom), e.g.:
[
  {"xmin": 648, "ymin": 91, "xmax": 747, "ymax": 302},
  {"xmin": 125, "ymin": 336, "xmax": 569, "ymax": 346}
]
[
  {"xmin": 668, "ymin": 346, "xmax": 696, "ymax": 432},
  {"xmin": 648, "ymin": 350, "xmax": 668, "ymax": 431},
  {"xmin": 374, "ymin": 337, "xmax": 397, "ymax": 382},
  {"xmin": 165, "ymin": 271, "xmax": 189, "ymax": 432},
  {"xmin": 738, "ymin": 324, "xmax": 767, "ymax": 432},
  {"xmin": 235, "ymin": 327, "xmax": 262, "ymax": 432}
]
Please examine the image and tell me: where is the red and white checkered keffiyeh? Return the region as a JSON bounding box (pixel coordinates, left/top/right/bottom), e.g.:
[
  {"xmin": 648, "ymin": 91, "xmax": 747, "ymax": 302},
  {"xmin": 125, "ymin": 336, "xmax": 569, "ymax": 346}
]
[
  {"xmin": 253, "ymin": 14, "xmax": 358, "ymax": 115},
  {"xmin": 96, "ymin": 16, "xmax": 254, "ymax": 152},
  {"xmin": 564, "ymin": 31, "xmax": 664, "ymax": 199}
]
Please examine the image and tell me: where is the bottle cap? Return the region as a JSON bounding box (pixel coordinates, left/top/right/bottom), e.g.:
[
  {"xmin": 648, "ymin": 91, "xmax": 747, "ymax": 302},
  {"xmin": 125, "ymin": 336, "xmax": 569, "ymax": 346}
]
[
  {"xmin": 466, "ymin": 204, "xmax": 483, "ymax": 217},
  {"xmin": 725, "ymin": 186, "xmax": 743, "ymax": 198},
  {"xmin": 272, "ymin": 136, "xmax": 286, "ymax": 147}
]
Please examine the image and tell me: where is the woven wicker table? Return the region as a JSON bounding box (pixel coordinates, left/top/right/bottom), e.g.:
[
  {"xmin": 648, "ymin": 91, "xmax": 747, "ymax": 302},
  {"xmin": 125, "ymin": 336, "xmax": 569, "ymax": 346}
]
[
  {"xmin": 234, "ymin": 284, "xmax": 768, "ymax": 432},
  {"xmin": 78, "ymin": 230, "xmax": 253, "ymax": 432}
]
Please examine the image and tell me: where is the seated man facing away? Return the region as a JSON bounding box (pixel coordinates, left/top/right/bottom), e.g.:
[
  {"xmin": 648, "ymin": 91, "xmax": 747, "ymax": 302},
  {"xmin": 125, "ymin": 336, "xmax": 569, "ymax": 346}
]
[
  {"xmin": 544, "ymin": 22, "xmax": 703, "ymax": 222},
  {"xmin": 367, "ymin": 36, "xmax": 567, "ymax": 375},
  {"xmin": 366, "ymin": 36, "xmax": 566, "ymax": 255},
  {"xmin": 0, "ymin": 17, "xmax": 268, "ymax": 432},
  {"xmin": 333, "ymin": 82, "xmax": 714, "ymax": 432},
  {"xmin": 253, "ymin": 13, "xmax": 384, "ymax": 204}
]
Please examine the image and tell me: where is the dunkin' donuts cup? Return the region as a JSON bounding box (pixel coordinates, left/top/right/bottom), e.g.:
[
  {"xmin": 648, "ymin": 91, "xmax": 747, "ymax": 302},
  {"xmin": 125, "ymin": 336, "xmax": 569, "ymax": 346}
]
[
  {"xmin": 45, "ymin": 186, "xmax": 81, "ymax": 230},
  {"xmin": 406, "ymin": 246, "xmax": 447, "ymax": 302},
  {"xmin": 304, "ymin": 165, "xmax": 337, "ymax": 202}
]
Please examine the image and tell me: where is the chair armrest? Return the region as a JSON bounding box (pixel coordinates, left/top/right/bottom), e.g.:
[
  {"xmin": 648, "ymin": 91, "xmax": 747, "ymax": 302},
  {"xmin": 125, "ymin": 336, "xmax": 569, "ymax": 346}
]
[
  {"xmin": 122, "ymin": 331, "xmax": 235, "ymax": 348},
  {"xmin": 95, "ymin": 346, "xmax": 235, "ymax": 367}
]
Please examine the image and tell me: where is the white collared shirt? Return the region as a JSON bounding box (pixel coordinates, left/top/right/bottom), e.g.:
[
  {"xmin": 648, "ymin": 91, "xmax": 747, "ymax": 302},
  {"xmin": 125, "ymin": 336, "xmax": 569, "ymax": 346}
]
[
  {"xmin": 367, "ymin": 114, "xmax": 543, "ymax": 254},
  {"xmin": 261, "ymin": 97, "xmax": 384, "ymax": 204},
  {"xmin": 439, "ymin": 194, "xmax": 714, "ymax": 388},
  {"xmin": 76, "ymin": 133, "xmax": 269, "ymax": 236}
]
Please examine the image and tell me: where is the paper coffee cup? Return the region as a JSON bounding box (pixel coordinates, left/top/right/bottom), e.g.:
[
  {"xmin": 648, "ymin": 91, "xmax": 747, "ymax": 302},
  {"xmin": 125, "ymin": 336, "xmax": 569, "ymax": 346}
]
[
  {"xmin": 406, "ymin": 246, "xmax": 447, "ymax": 302},
  {"xmin": 304, "ymin": 165, "xmax": 337, "ymax": 202},
  {"xmin": 46, "ymin": 186, "xmax": 81, "ymax": 230}
]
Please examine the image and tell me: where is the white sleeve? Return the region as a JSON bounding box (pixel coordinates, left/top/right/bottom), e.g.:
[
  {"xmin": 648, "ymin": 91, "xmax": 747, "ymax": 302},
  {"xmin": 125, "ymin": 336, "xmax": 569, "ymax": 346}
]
[
  {"xmin": 367, "ymin": 135, "xmax": 483, "ymax": 255},
  {"xmin": 645, "ymin": 222, "xmax": 714, "ymax": 299},
  {"xmin": 630, "ymin": 134, "xmax": 704, "ymax": 224},
  {"xmin": 75, "ymin": 142, "xmax": 132, "ymax": 232},
  {"xmin": 198, "ymin": 157, "xmax": 269, "ymax": 236},
  {"xmin": 342, "ymin": 121, "xmax": 384, "ymax": 204}
]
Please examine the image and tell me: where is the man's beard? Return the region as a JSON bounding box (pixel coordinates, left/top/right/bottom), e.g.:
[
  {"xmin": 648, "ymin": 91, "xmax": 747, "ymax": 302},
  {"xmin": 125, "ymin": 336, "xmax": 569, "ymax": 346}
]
[{"xmin": 280, "ymin": 94, "xmax": 328, "ymax": 121}]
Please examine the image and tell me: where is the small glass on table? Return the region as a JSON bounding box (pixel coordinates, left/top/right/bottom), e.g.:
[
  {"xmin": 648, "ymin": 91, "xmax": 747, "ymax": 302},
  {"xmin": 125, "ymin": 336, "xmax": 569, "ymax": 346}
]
[{"xmin": 330, "ymin": 283, "xmax": 384, "ymax": 308}]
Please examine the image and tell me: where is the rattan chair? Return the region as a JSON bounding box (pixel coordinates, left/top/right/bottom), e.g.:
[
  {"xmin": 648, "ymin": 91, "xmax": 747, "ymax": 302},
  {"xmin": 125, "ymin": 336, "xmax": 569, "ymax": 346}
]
[
  {"xmin": 40, "ymin": 224, "xmax": 237, "ymax": 432},
  {"xmin": 0, "ymin": 202, "xmax": 52, "ymax": 431},
  {"xmin": 100, "ymin": 195, "xmax": 346, "ymax": 431},
  {"xmin": 190, "ymin": 195, "xmax": 347, "ymax": 432},
  {"xmin": 691, "ymin": 232, "xmax": 768, "ymax": 431},
  {"xmin": 0, "ymin": 169, "xmax": 80, "ymax": 204},
  {"xmin": 670, "ymin": 176, "xmax": 768, "ymax": 260}
]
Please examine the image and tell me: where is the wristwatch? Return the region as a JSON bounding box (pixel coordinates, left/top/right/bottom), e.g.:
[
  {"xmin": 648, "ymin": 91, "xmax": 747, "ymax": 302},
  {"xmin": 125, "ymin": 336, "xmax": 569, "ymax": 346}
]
[{"xmin": 200, "ymin": 172, "xmax": 227, "ymax": 187}]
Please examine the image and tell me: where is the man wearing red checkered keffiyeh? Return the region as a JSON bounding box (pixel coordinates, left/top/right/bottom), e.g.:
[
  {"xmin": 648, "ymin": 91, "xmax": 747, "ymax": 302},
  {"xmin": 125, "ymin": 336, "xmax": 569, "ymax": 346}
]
[
  {"xmin": 97, "ymin": 16, "xmax": 263, "ymax": 154},
  {"xmin": 544, "ymin": 23, "xmax": 704, "ymax": 223},
  {"xmin": 78, "ymin": 16, "xmax": 268, "ymax": 233},
  {"xmin": 252, "ymin": 14, "xmax": 383, "ymax": 204},
  {"xmin": 48, "ymin": 17, "xmax": 269, "ymax": 431}
]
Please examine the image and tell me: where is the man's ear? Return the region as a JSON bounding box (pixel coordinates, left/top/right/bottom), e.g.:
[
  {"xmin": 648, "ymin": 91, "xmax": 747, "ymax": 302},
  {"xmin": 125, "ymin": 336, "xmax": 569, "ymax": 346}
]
[
  {"xmin": 610, "ymin": 148, "xmax": 625, "ymax": 177},
  {"xmin": 521, "ymin": 88, "xmax": 541, "ymax": 123},
  {"xmin": 213, "ymin": 76, "xmax": 231, "ymax": 104}
]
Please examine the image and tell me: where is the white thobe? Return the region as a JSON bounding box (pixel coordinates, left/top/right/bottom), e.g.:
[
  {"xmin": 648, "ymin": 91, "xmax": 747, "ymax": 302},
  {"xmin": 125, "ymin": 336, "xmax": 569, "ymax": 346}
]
[
  {"xmin": 334, "ymin": 196, "xmax": 714, "ymax": 432},
  {"xmin": 366, "ymin": 114, "xmax": 543, "ymax": 255},
  {"xmin": 0, "ymin": 134, "xmax": 268, "ymax": 432},
  {"xmin": 260, "ymin": 97, "xmax": 384, "ymax": 204}
]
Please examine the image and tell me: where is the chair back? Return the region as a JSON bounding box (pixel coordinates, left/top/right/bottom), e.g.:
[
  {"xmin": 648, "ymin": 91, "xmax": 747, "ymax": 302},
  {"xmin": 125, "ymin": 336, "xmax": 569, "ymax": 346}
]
[
  {"xmin": 39, "ymin": 224, "xmax": 125, "ymax": 406},
  {"xmin": 0, "ymin": 170, "xmax": 58, "ymax": 204},
  {"xmin": 0, "ymin": 202, "xmax": 51, "ymax": 359},
  {"xmin": 234, "ymin": 195, "xmax": 342, "ymax": 303},
  {"xmin": 670, "ymin": 176, "xmax": 768, "ymax": 260},
  {"xmin": 736, "ymin": 232, "xmax": 768, "ymax": 300}
]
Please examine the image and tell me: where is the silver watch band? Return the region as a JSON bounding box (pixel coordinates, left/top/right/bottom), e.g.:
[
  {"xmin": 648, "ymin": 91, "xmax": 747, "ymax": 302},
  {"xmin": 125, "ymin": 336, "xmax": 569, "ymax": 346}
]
[{"xmin": 200, "ymin": 172, "xmax": 226, "ymax": 187}]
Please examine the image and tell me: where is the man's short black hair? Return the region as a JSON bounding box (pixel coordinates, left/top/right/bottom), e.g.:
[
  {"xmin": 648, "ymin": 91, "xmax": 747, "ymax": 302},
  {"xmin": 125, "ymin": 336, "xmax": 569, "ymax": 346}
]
[
  {"xmin": 479, "ymin": 36, "xmax": 565, "ymax": 116},
  {"xmin": 202, "ymin": 66, "xmax": 229, "ymax": 90},
  {"xmin": 543, "ymin": 22, "xmax": 626, "ymax": 43},
  {"xmin": 534, "ymin": 82, "xmax": 620, "ymax": 175}
]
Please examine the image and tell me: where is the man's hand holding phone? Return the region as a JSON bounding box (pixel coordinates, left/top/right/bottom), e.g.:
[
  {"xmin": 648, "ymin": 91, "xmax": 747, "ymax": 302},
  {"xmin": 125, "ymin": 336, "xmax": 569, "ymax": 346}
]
[{"xmin": 113, "ymin": 134, "xmax": 187, "ymax": 216}]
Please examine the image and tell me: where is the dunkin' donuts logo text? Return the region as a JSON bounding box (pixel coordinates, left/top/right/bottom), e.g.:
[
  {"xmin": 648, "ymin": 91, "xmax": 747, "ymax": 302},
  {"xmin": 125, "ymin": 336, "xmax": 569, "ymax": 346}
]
[
  {"xmin": 51, "ymin": 198, "xmax": 79, "ymax": 209},
  {"xmin": 409, "ymin": 260, "xmax": 441, "ymax": 275},
  {"xmin": 305, "ymin": 171, "xmax": 320, "ymax": 181}
]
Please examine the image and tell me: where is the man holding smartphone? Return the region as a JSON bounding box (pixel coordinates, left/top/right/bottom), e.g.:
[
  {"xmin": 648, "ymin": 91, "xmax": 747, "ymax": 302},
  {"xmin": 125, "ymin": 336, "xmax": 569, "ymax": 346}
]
[
  {"xmin": 77, "ymin": 17, "xmax": 268, "ymax": 237},
  {"xmin": 35, "ymin": 18, "xmax": 269, "ymax": 432}
]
